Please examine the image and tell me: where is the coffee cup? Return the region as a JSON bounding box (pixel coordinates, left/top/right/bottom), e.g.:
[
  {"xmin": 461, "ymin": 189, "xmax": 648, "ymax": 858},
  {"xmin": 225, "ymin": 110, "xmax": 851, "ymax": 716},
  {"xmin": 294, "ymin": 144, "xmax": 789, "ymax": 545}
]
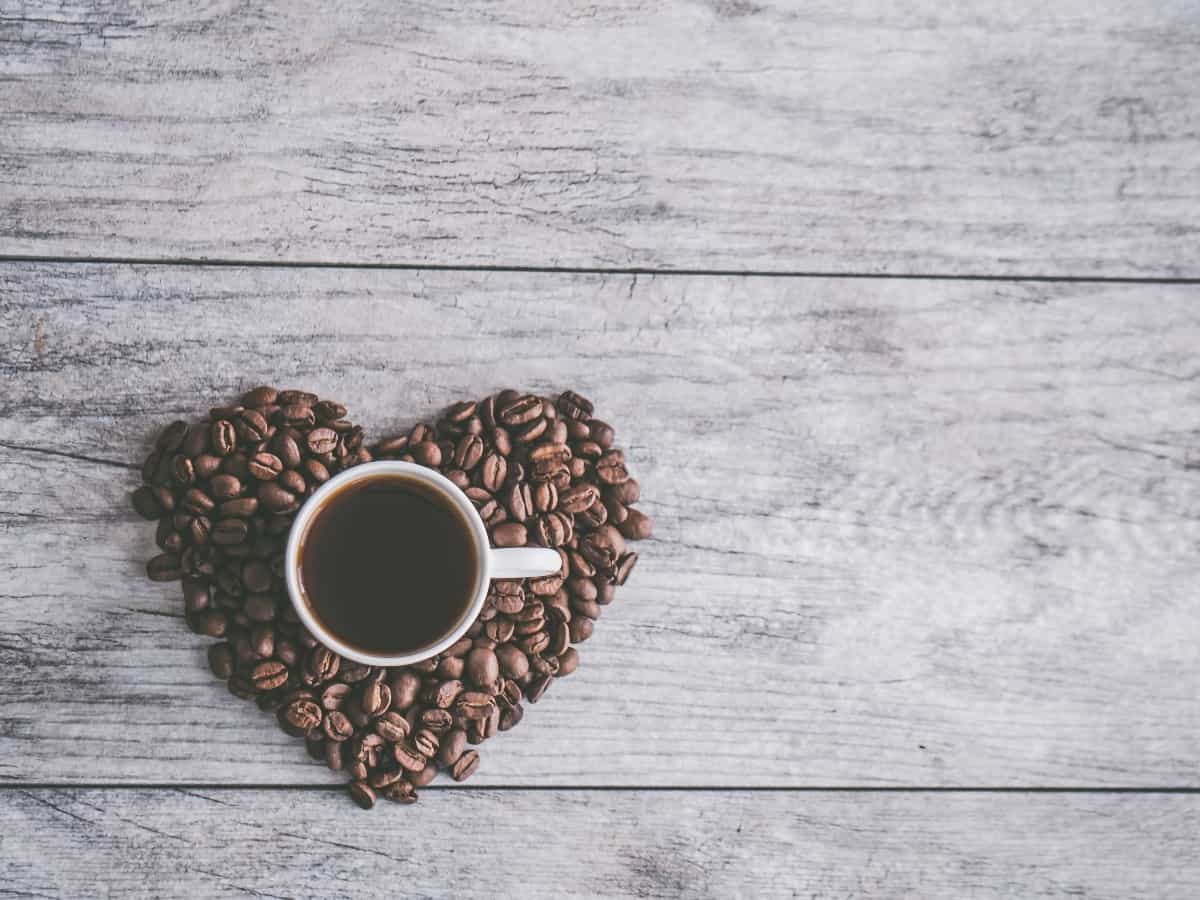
[{"xmin": 285, "ymin": 461, "xmax": 562, "ymax": 667}]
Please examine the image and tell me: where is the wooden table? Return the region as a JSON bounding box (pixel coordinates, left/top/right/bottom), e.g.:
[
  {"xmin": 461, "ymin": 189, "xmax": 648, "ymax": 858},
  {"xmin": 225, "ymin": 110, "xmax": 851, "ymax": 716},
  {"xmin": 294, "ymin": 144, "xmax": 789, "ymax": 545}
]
[{"xmin": 2, "ymin": 2, "xmax": 1197, "ymax": 897}]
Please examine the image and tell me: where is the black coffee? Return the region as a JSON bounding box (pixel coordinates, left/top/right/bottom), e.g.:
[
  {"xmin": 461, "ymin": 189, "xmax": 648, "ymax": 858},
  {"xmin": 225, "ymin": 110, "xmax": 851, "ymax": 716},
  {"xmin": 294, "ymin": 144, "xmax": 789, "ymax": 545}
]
[{"xmin": 299, "ymin": 476, "xmax": 477, "ymax": 655}]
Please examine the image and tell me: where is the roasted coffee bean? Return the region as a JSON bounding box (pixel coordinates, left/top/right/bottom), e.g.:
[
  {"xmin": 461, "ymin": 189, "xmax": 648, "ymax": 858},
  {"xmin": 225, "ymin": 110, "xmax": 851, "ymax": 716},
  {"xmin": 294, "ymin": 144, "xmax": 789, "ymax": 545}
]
[
  {"xmin": 182, "ymin": 487, "xmax": 214, "ymax": 516},
  {"xmin": 479, "ymin": 452, "xmax": 507, "ymax": 492},
  {"xmin": 271, "ymin": 432, "xmax": 302, "ymax": 469},
  {"xmin": 275, "ymin": 637, "xmax": 299, "ymax": 667},
  {"xmin": 239, "ymin": 560, "xmax": 271, "ymax": 593},
  {"xmin": 581, "ymin": 525, "xmax": 625, "ymax": 569},
  {"xmin": 250, "ymin": 624, "xmax": 275, "ymax": 658},
  {"xmin": 535, "ymin": 511, "xmax": 573, "ymax": 547},
  {"xmin": 532, "ymin": 481, "xmax": 558, "ymax": 513},
  {"xmin": 339, "ymin": 661, "xmax": 372, "ymax": 684},
  {"xmin": 498, "ymin": 394, "xmax": 542, "ymax": 426},
  {"xmin": 412, "ymin": 728, "xmax": 439, "ymax": 758},
  {"xmin": 374, "ymin": 435, "xmax": 410, "ymax": 456},
  {"xmin": 360, "ymin": 680, "xmax": 392, "ymax": 717},
  {"xmin": 156, "ymin": 420, "xmax": 190, "ymax": 454},
  {"xmin": 282, "ymin": 697, "xmax": 323, "ymax": 732},
  {"xmin": 526, "ymin": 674, "xmax": 552, "ymax": 703},
  {"xmin": 410, "ymin": 441, "xmax": 441, "ymax": 467},
  {"xmin": 313, "ymin": 399, "xmax": 347, "ymax": 422},
  {"xmin": 154, "ymin": 517, "xmax": 177, "ymax": 551},
  {"xmin": 570, "ymin": 596, "xmax": 602, "ymax": 620},
  {"xmin": 146, "ymin": 553, "xmax": 182, "ymax": 581},
  {"xmin": 375, "ymin": 711, "xmax": 410, "ymax": 742},
  {"xmin": 258, "ymin": 482, "xmax": 296, "ymax": 513},
  {"xmin": 546, "ymin": 621, "xmax": 570, "ymax": 656},
  {"xmin": 615, "ymin": 551, "xmax": 639, "ymax": 585},
  {"xmin": 302, "ymin": 458, "xmax": 330, "ymax": 485},
  {"xmin": 319, "ymin": 682, "xmax": 351, "ymax": 711},
  {"xmin": 603, "ymin": 496, "xmax": 629, "ymax": 525},
  {"xmin": 368, "ymin": 766, "xmax": 405, "ymax": 790},
  {"xmin": 437, "ymin": 656, "xmax": 465, "ymax": 680},
  {"xmin": 577, "ymin": 500, "xmax": 607, "ymax": 528},
  {"xmin": 170, "ymin": 454, "xmax": 195, "ymax": 486},
  {"xmin": 278, "ymin": 389, "xmax": 318, "ymax": 407},
  {"xmin": 182, "ymin": 579, "xmax": 210, "ymax": 614},
  {"xmin": 499, "ymin": 703, "xmax": 524, "ymax": 731},
  {"xmin": 306, "ymin": 427, "xmax": 338, "ymax": 455},
  {"xmin": 492, "ymin": 581, "xmax": 525, "ymax": 614},
  {"xmin": 306, "ymin": 645, "xmax": 340, "ymax": 683},
  {"xmin": 569, "ymin": 616, "xmax": 595, "ymax": 643},
  {"xmin": 528, "ymin": 574, "xmax": 563, "ymax": 597},
  {"xmin": 495, "ymin": 643, "xmax": 530, "ymax": 679},
  {"xmin": 464, "ymin": 647, "xmax": 499, "ymax": 687},
  {"xmin": 194, "ymin": 453, "xmax": 222, "ymax": 479},
  {"xmin": 278, "ymin": 404, "xmax": 316, "ymax": 427},
  {"xmin": 491, "ymin": 522, "xmax": 528, "ymax": 547},
  {"xmin": 237, "ymin": 409, "xmax": 269, "ymax": 443},
  {"xmin": 389, "ymin": 672, "xmax": 422, "ymax": 710},
  {"xmin": 348, "ymin": 760, "xmax": 369, "ymax": 781},
  {"xmin": 428, "ymin": 679, "xmax": 461, "ymax": 709},
  {"xmin": 453, "ymin": 433, "xmax": 485, "ymax": 470},
  {"xmin": 504, "ymin": 482, "xmax": 532, "ymax": 523},
  {"xmin": 247, "ymin": 451, "xmax": 283, "ymax": 480},
  {"xmin": 567, "ymin": 576, "xmax": 598, "ymax": 601},
  {"xmin": 557, "ymin": 390, "xmax": 594, "ymax": 421},
  {"xmin": 323, "ymin": 710, "xmax": 355, "ymax": 742},
  {"xmin": 450, "ymin": 749, "xmax": 481, "ymax": 781},
  {"xmin": 607, "ymin": 478, "xmax": 640, "ymax": 505},
  {"xmin": 454, "ymin": 691, "xmax": 496, "ymax": 720},
  {"xmin": 513, "ymin": 417, "xmax": 547, "ymax": 444},
  {"xmin": 393, "ymin": 743, "xmax": 426, "ymax": 773},
  {"xmin": 557, "ymin": 646, "xmax": 580, "ymax": 676},
  {"xmin": 251, "ymin": 660, "xmax": 289, "ymax": 692},
  {"xmin": 574, "ymin": 440, "xmax": 603, "ymax": 460},
  {"xmin": 207, "ymin": 642, "xmax": 234, "ymax": 679},
  {"xmin": 184, "ymin": 515, "xmax": 209, "ymax": 545},
  {"xmin": 518, "ymin": 631, "xmax": 551, "ymax": 655},
  {"xmin": 485, "ymin": 618, "xmax": 516, "ymax": 643},
  {"xmin": 210, "ymin": 405, "xmax": 244, "ymax": 421},
  {"xmin": 241, "ymin": 386, "xmax": 278, "ymax": 407},
  {"xmin": 325, "ymin": 739, "xmax": 345, "ymax": 771},
  {"xmin": 587, "ymin": 419, "xmax": 614, "ymax": 448},
  {"xmin": 618, "ymin": 508, "xmax": 653, "ymax": 540},
  {"xmin": 595, "ymin": 450, "xmax": 630, "ymax": 485},
  {"xmin": 348, "ymin": 781, "xmax": 376, "ymax": 810},
  {"xmin": 212, "ymin": 518, "xmax": 248, "ymax": 545},
  {"xmin": 419, "ymin": 709, "xmax": 453, "ymax": 734},
  {"xmin": 211, "ymin": 419, "xmax": 237, "ymax": 456}
]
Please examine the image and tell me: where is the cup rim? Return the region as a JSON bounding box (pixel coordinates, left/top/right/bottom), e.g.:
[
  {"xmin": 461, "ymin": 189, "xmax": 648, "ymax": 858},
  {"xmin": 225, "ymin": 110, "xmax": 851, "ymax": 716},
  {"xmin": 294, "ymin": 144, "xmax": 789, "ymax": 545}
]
[{"xmin": 283, "ymin": 460, "xmax": 491, "ymax": 667}]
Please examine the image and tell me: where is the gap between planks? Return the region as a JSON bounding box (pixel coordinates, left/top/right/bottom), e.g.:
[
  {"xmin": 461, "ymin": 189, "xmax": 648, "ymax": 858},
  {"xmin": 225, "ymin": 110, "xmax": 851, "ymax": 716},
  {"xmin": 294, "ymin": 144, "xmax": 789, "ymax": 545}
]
[{"xmin": 2, "ymin": 253, "xmax": 1200, "ymax": 284}]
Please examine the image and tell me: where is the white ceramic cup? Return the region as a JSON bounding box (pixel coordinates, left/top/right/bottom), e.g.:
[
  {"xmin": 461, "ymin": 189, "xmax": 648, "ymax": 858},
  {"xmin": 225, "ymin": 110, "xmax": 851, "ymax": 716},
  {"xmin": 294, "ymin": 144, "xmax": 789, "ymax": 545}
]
[{"xmin": 285, "ymin": 460, "xmax": 562, "ymax": 667}]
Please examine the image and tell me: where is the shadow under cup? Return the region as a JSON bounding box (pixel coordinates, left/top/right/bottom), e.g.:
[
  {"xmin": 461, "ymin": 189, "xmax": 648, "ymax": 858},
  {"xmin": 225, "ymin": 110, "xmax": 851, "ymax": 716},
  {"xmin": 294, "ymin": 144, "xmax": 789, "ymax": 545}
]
[{"xmin": 294, "ymin": 473, "xmax": 483, "ymax": 659}]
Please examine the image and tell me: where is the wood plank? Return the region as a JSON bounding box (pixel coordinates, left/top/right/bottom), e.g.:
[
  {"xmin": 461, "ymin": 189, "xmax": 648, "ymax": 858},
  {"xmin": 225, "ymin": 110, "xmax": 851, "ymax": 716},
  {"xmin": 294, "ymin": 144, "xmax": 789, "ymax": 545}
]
[
  {"xmin": 1, "ymin": 264, "xmax": 1199, "ymax": 786},
  {"xmin": 1, "ymin": 789, "xmax": 1197, "ymax": 898},
  {"xmin": 2, "ymin": 1, "xmax": 1198, "ymax": 275}
]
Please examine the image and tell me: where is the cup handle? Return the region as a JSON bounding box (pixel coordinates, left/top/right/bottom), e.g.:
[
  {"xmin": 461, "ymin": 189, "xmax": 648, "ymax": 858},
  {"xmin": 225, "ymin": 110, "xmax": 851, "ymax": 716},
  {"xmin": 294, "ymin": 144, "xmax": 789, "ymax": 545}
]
[{"xmin": 488, "ymin": 547, "xmax": 563, "ymax": 580}]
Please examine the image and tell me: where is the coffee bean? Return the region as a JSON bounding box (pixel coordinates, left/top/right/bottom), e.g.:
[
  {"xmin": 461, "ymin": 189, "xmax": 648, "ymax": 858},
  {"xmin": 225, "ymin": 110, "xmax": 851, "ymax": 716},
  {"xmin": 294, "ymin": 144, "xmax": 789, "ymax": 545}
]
[
  {"xmin": 348, "ymin": 781, "xmax": 376, "ymax": 810},
  {"xmin": 532, "ymin": 481, "xmax": 558, "ymax": 513},
  {"xmin": 319, "ymin": 682, "xmax": 351, "ymax": 711},
  {"xmin": 207, "ymin": 643, "xmax": 234, "ymax": 679},
  {"xmin": 210, "ymin": 419, "xmax": 237, "ymax": 456},
  {"xmin": 535, "ymin": 511, "xmax": 573, "ymax": 547},
  {"xmin": 393, "ymin": 743, "xmax": 426, "ymax": 773},
  {"xmin": 453, "ymin": 433, "xmax": 485, "ymax": 470},
  {"xmin": 615, "ymin": 551, "xmax": 639, "ymax": 585},
  {"xmin": 464, "ymin": 647, "xmax": 499, "ymax": 687},
  {"xmin": 503, "ymin": 482, "xmax": 532, "ymax": 523},
  {"xmin": 241, "ymin": 386, "xmax": 278, "ymax": 407},
  {"xmin": 305, "ymin": 427, "xmax": 337, "ymax": 455},
  {"xmin": 170, "ymin": 454, "xmax": 195, "ymax": 486},
  {"xmin": 323, "ymin": 710, "xmax": 354, "ymax": 742},
  {"xmin": 360, "ymin": 681, "xmax": 392, "ymax": 717},
  {"xmin": 306, "ymin": 645, "xmax": 340, "ymax": 683},
  {"xmin": 276, "ymin": 638, "xmax": 299, "ymax": 667},
  {"xmin": 412, "ymin": 728, "xmax": 439, "ymax": 758},
  {"xmin": 485, "ymin": 618, "xmax": 515, "ymax": 643},
  {"xmin": 495, "ymin": 643, "xmax": 530, "ymax": 679},
  {"xmin": 389, "ymin": 672, "xmax": 422, "ymax": 710},
  {"xmin": 375, "ymin": 711, "xmax": 410, "ymax": 742},
  {"xmin": 348, "ymin": 761, "xmax": 368, "ymax": 781},
  {"xmin": 574, "ymin": 440, "xmax": 603, "ymax": 460},
  {"xmin": 146, "ymin": 553, "xmax": 182, "ymax": 581},
  {"xmin": 526, "ymin": 674, "xmax": 551, "ymax": 703},
  {"xmin": 454, "ymin": 691, "xmax": 496, "ymax": 720},
  {"xmin": 237, "ymin": 409, "xmax": 269, "ymax": 444},
  {"xmin": 450, "ymin": 749, "xmax": 480, "ymax": 781},
  {"xmin": 251, "ymin": 660, "xmax": 289, "ymax": 691},
  {"xmin": 410, "ymin": 441, "xmax": 441, "ymax": 467},
  {"xmin": 278, "ymin": 389, "xmax": 318, "ymax": 407},
  {"xmin": 258, "ymin": 482, "xmax": 296, "ymax": 513},
  {"xmin": 339, "ymin": 661, "xmax": 373, "ymax": 684},
  {"xmin": 278, "ymin": 404, "xmax": 316, "ymax": 427},
  {"xmin": 156, "ymin": 420, "xmax": 190, "ymax": 454},
  {"xmin": 194, "ymin": 454, "xmax": 222, "ymax": 479},
  {"xmin": 499, "ymin": 703, "xmax": 524, "ymax": 731},
  {"xmin": 498, "ymin": 394, "xmax": 542, "ymax": 426},
  {"xmin": 247, "ymin": 452, "xmax": 283, "ymax": 480},
  {"xmin": 492, "ymin": 582, "xmax": 525, "ymax": 614},
  {"xmin": 618, "ymin": 508, "xmax": 653, "ymax": 540},
  {"xmin": 282, "ymin": 697, "xmax": 323, "ymax": 732},
  {"xmin": 212, "ymin": 518, "xmax": 248, "ymax": 545},
  {"xmin": 513, "ymin": 417, "xmax": 547, "ymax": 444},
  {"xmin": 557, "ymin": 390, "xmax": 594, "ymax": 421},
  {"xmin": 577, "ymin": 500, "xmax": 607, "ymax": 528},
  {"xmin": 569, "ymin": 616, "xmax": 595, "ymax": 643},
  {"xmin": 272, "ymin": 432, "xmax": 302, "ymax": 469},
  {"xmin": 324, "ymin": 739, "xmax": 345, "ymax": 771},
  {"xmin": 302, "ymin": 458, "xmax": 330, "ymax": 485},
  {"xmin": 546, "ymin": 621, "xmax": 570, "ymax": 656},
  {"xmin": 478, "ymin": 452, "xmax": 508, "ymax": 493},
  {"xmin": 518, "ymin": 631, "xmax": 550, "ymax": 655},
  {"xmin": 182, "ymin": 488, "xmax": 214, "ymax": 516},
  {"xmin": 250, "ymin": 624, "xmax": 275, "ymax": 658},
  {"xmin": 491, "ymin": 522, "xmax": 528, "ymax": 547}
]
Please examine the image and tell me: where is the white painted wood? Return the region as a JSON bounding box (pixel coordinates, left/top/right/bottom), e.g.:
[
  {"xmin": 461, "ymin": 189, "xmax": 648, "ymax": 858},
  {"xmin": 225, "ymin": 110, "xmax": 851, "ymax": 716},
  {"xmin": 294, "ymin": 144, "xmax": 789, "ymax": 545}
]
[
  {"xmin": 1, "ymin": 789, "xmax": 1197, "ymax": 899},
  {"xmin": 2, "ymin": 1, "xmax": 1198, "ymax": 275},
  {"xmin": 1, "ymin": 263, "xmax": 1197, "ymax": 786}
]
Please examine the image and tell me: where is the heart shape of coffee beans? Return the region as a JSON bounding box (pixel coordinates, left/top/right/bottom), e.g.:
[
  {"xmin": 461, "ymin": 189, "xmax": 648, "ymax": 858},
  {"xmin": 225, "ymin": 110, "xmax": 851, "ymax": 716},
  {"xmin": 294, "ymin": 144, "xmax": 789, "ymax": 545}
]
[{"xmin": 132, "ymin": 388, "xmax": 650, "ymax": 808}]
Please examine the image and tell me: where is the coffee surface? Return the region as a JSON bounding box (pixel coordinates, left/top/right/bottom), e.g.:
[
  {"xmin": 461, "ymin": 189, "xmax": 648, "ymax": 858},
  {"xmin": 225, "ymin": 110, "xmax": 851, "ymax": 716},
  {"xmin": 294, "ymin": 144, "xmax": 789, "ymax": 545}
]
[{"xmin": 299, "ymin": 477, "xmax": 477, "ymax": 655}]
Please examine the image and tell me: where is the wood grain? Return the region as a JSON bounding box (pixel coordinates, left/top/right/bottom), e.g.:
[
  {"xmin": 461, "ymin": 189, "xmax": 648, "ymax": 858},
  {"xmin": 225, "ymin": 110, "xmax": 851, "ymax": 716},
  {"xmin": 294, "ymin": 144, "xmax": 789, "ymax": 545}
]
[
  {"xmin": 1, "ymin": 788, "xmax": 1196, "ymax": 899},
  {"xmin": 2, "ymin": 1, "xmax": 1198, "ymax": 275},
  {"xmin": 1, "ymin": 263, "xmax": 1197, "ymax": 786}
]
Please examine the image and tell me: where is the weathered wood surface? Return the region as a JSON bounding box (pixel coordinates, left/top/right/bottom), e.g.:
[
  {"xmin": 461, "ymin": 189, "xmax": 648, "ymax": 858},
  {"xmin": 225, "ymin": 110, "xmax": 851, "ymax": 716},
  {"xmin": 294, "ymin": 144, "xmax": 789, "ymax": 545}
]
[
  {"xmin": 1, "ymin": 789, "xmax": 1197, "ymax": 899},
  {"xmin": 1, "ymin": 263, "xmax": 1197, "ymax": 786},
  {"xmin": 2, "ymin": 1, "xmax": 1198, "ymax": 275}
]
